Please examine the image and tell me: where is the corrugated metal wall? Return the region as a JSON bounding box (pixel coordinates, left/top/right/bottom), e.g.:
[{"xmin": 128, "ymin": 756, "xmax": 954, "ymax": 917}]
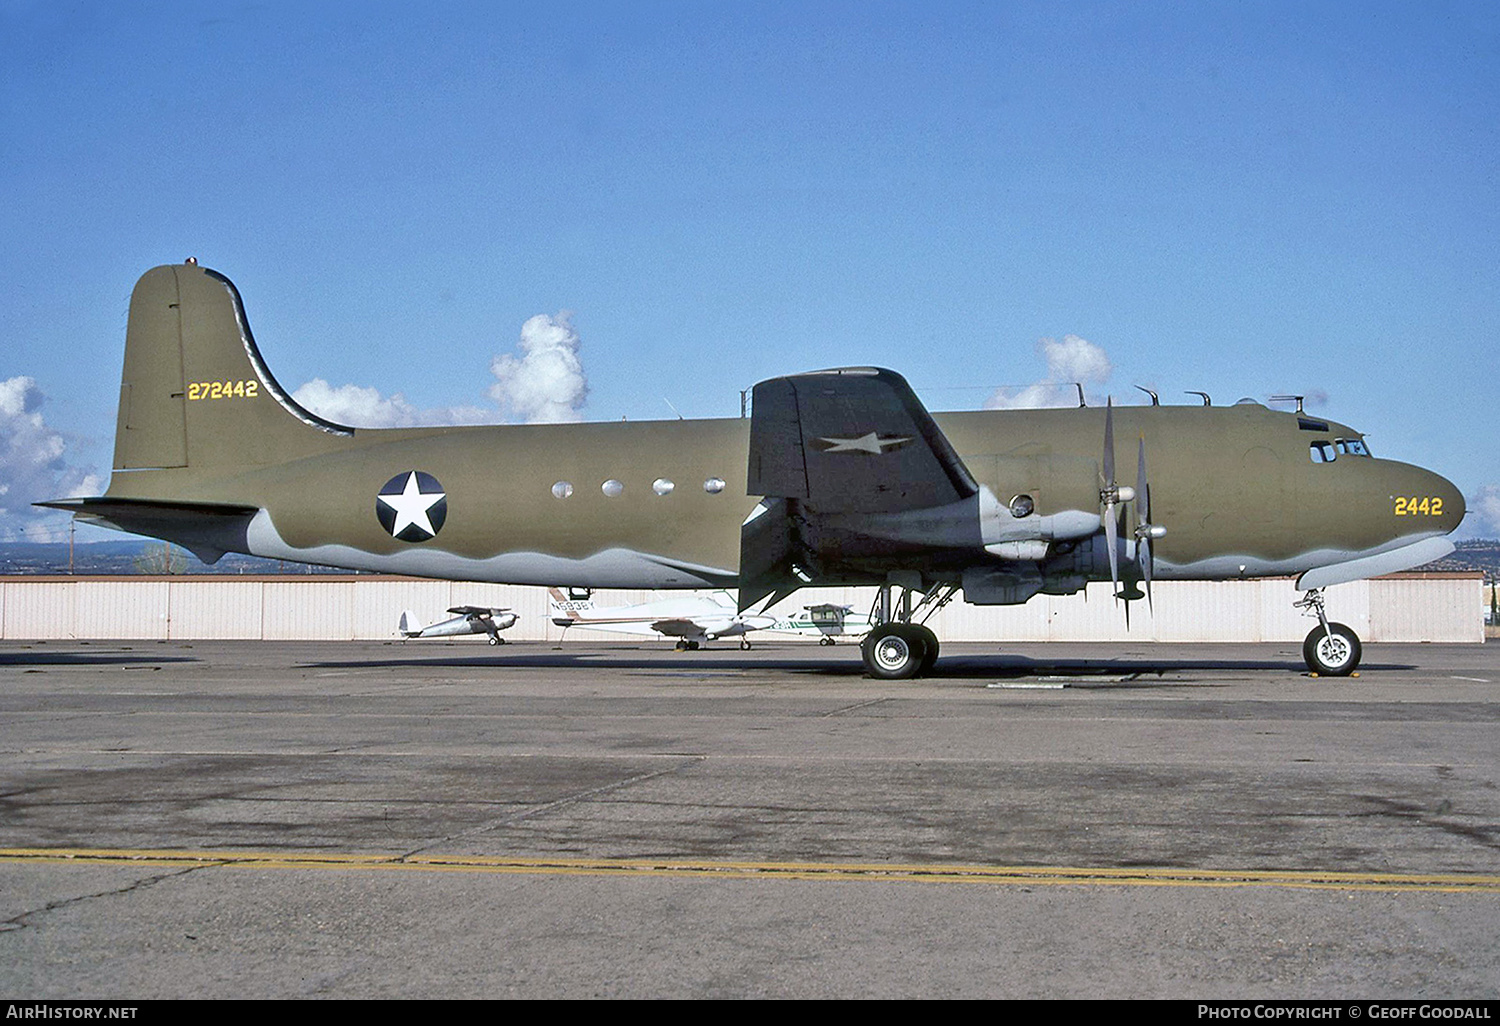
[{"xmin": 0, "ymin": 574, "xmax": 1483, "ymax": 643}]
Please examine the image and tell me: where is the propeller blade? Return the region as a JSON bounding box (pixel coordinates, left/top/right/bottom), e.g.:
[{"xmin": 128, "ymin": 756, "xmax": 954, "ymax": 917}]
[
  {"xmin": 1140, "ymin": 535, "xmax": 1153, "ymax": 613},
  {"xmin": 1137, "ymin": 434, "xmax": 1152, "ymax": 612},
  {"xmin": 1104, "ymin": 497, "xmax": 1120, "ymax": 602},
  {"xmin": 1103, "ymin": 397, "xmax": 1115, "ymax": 489},
  {"xmin": 1136, "ymin": 435, "xmax": 1149, "ymax": 528}
]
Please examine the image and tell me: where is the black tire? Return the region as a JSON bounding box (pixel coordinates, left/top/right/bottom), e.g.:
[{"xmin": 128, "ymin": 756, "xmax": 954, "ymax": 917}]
[
  {"xmin": 1303, "ymin": 623, "xmax": 1361, "ymax": 676},
  {"xmin": 862, "ymin": 624, "xmax": 929, "ymax": 680},
  {"xmin": 914, "ymin": 624, "xmax": 939, "ymax": 674}
]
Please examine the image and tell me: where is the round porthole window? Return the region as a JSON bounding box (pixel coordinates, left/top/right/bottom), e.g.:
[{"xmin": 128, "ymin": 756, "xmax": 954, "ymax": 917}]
[
  {"xmin": 552, "ymin": 481, "xmax": 574, "ymax": 499},
  {"xmin": 1010, "ymin": 494, "xmax": 1035, "ymax": 518},
  {"xmin": 602, "ymin": 479, "xmax": 624, "ymax": 498},
  {"xmin": 652, "ymin": 478, "xmax": 675, "ymax": 496},
  {"xmin": 703, "ymin": 477, "xmax": 725, "ymax": 494}
]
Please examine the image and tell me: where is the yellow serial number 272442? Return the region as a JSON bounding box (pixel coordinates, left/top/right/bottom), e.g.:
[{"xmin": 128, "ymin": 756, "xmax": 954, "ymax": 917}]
[
  {"xmin": 187, "ymin": 380, "xmax": 260, "ymax": 401},
  {"xmin": 1394, "ymin": 496, "xmax": 1444, "ymax": 516}
]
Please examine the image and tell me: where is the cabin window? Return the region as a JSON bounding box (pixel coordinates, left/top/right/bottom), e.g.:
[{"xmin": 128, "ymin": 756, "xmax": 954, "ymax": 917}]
[
  {"xmin": 652, "ymin": 478, "xmax": 675, "ymax": 496},
  {"xmin": 1309, "ymin": 441, "xmax": 1337, "ymax": 463},
  {"xmin": 704, "ymin": 477, "xmax": 726, "ymax": 494},
  {"xmin": 1335, "ymin": 438, "xmax": 1371, "ymax": 457},
  {"xmin": 1010, "ymin": 494, "xmax": 1035, "ymax": 518},
  {"xmin": 602, "ymin": 479, "xmax": 624, "ymax": 497},
  {"xmin": 551, "ymin": 481, "xmax": 574, "ymax": 499}
]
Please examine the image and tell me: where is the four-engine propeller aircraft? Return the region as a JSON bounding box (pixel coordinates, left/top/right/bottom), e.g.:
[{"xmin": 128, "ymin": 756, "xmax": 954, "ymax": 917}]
[
  {"xmin": 41, "ymin": 262, "xmax": 1467, "ymax": 678},
  {"xmin": 398, "ymin": 606, "xmax": 517, "ymax": 644},
  {"xmin": 548, "ymin": 587, "xmax": 774, "ymax": 649}
]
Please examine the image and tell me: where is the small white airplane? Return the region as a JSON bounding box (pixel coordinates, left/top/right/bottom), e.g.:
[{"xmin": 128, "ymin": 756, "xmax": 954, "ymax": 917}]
[
  {"xmin": 767, "ymin": 603, "xmax": 877, "ymax": 645},
  {"xmin": 398, "ymin": 606, "xmax": 518, "ymax": 645},
  {"xmin": 548, "ymin": 587, "xmax": 776, "ymax": 649}
]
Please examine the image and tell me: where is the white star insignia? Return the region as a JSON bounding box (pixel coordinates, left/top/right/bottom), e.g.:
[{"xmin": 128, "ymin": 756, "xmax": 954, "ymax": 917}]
[
  {"xmin": 378, "ymin": 471, "xmax": 446, "ymax": 538},
  {"xmin": 817, "ymin": 432, "xmax": 913, "ymax": 454}
]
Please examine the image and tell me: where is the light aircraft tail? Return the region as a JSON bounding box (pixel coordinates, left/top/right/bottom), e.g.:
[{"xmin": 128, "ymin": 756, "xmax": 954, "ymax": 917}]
[
  {"xmin": 547, "ymin": 586, "xmax": 596, "ymax": 626},
  {"xmin": 398, "ymin": 610, "xmax": 424, "ymax": 636}
]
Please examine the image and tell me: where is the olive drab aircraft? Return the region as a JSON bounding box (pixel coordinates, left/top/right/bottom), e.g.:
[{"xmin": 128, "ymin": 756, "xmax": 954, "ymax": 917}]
[{"xmin": 41, "ymin": 262, "xmax": 1467, "ymax": 679}]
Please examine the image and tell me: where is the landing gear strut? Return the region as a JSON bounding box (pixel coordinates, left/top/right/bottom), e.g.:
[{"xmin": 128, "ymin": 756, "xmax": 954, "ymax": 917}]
[
  {"xmin": 1295, "ymin": 588, "xmax": 1362, "ymax": 676},
  {"xmin": 859, "ymin": 582, "xmax": 956, "ymax": 680}
]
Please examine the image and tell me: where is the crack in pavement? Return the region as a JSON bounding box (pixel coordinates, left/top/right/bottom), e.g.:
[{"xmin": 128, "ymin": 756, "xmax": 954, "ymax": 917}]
[{"xmin": 1, "ymin": 861, "xmax": 215, "ymax": 934}]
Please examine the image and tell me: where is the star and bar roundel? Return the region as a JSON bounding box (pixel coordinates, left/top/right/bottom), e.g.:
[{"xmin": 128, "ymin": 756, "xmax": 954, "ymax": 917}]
[{"xmin": 375, "ymin": 471, "xmax": 448, "ymax": 543}]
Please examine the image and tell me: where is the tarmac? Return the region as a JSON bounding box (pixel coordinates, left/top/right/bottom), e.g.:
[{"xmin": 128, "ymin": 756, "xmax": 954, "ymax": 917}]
[{"xmin": 1, "ymin": 637, "xmax": 1496, "ymax": 998}]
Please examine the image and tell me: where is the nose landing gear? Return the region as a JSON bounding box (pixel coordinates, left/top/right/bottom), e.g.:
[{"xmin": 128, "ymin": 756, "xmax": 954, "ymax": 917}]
[{"xmin": 1295, "ymin": 588, "xmax": 1362, "ymax": 676}]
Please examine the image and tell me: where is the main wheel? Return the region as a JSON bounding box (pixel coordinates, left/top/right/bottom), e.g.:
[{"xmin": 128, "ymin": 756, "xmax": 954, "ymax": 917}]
[
  {"xmin": 914, "ymin": 624, "xmax": 939, "ymax": 674},
  {"xmin": 1303, "ymin": 623, "xmax": 1361, "ymax": 676},
  {"xmin": 861, "ymin": 624, "xmax": 930, "ymax": 680}
]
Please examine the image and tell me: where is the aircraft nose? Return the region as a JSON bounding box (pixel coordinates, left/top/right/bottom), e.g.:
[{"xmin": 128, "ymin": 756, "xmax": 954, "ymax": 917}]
[
  {"xmin": 1438, "ymin": 472, "xmax": 1466, "ymax": 532},
  {"xmin": 1399, "ymin": 466, "xmax": 1465, "ymax": 534}
]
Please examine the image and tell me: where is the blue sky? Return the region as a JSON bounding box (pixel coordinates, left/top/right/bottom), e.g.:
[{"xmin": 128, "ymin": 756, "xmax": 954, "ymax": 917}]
[{"xmin": 3, "ymin": 0, "xmax": 1497, "ymax": 541}]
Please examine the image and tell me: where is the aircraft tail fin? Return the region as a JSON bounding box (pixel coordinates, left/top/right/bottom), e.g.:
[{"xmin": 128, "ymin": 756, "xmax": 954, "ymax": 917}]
[
  {"xmin": 547, "ymin": 586, "xmax": 595, "ymax": 626},
  {"xmin": 398, "ymin": 610, "xmax": 424, "ymax": 636},
  {"xmin": 112, "ymin": 262, "xmax": 353, "ymax": 474}
]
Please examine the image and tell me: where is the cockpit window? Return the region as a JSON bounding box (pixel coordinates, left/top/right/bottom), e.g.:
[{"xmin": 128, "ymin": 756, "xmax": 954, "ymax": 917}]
[
  {"xmin": 1310, "ymin": 441, "xmax": 1337, "ymax": 463},
  {"xmin": 1335, "ymin": 438, "xmax": 1372, "ymax": 457}
]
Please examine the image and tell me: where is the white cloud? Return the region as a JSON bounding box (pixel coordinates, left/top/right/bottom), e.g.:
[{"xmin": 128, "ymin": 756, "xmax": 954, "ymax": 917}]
[
  {"xmin": 1040, "ymin": 334, "xmax": 1111, "ymax": 385},
  {"xmin": 488, "ymin": 312, "xmax": 589, "ymax": 424},
  {"xmin": 291, "ymin": 379, "xmax": 490, "ymax": 428},
  {"xmin": 0, "ymin": 376, "xmax": 103, "ymax": 542},
  {"xmin": 1466, "ymin": 484, "xmax": 1500, "ymax": 538},
  {"xmin": 983, "ymin": 334, "xmax": 1112, "ymax": 410},
  {"xmin": 295, "ymin": 310, "xmax": 590, "ymax": 429}
]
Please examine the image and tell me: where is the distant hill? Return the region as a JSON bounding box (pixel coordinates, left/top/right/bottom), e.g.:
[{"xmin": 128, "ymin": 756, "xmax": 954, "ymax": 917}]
[
  {"xmin": 0, "ymin": 540, "xmax": 345, "ymax": 576},
  {"xmin": 1423, "ymin": 539, "xmax": 1500, "ymax": 581}
]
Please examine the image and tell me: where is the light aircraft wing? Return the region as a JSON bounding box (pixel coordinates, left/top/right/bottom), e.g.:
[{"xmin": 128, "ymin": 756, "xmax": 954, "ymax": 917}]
[{"xmin": 649, "ymin": 618, "xmax": 705, "ymax": 638}]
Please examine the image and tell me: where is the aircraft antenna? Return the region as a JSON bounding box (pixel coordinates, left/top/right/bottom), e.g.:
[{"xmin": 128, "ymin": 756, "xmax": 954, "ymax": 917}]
[
  {"xmin": 1185, "ymin": 391, "xmax": 1212, "ymax": 406},
  {"xmin": 1074, "ymin": 383, "xmax": 1087, "ymax": 408},
  {"xmin": 1269, "ymin": 394, "xmax": 1306, "ymax": 414},
  {"xmin": 1135, "ymin": 385, "xmax": 1160, "ymax": 406},
  {"xmin": 662, "ymin": 398, "xmax": 685, "ymax": 420}
]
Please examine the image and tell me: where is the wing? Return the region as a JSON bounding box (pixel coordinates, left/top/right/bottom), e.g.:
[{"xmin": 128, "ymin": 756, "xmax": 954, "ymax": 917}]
[
  {"xmin": 741, "ymin": 367, "xmax": 981, "ymax": 609},
  {"xmin": 649, "ymin": 618, "xmax": 704, "ymax": 638},
  {"xmin": 747, "ymin": 367, "xmax": 976, "ymax": 514}
]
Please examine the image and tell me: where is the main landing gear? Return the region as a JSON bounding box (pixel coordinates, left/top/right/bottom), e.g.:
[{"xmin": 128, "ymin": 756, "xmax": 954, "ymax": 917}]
[
  {"xmin": 1295, "ymin": 588, "xmax": 1362, "ymax": 676},
  {"xmin": 859, "ymin": 582, "xmax": 956, "ymax": 680}
]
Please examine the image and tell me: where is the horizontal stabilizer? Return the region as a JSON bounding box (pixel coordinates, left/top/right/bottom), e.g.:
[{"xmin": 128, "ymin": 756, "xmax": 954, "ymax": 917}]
[{"xmin": 35, "ymin": 496, "xmax": 259, "ymax": 564}]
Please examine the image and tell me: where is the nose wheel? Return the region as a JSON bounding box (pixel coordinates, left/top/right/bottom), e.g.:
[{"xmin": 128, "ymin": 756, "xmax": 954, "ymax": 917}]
[{"xmin": 1296, "ymin": 589, "xmax": 1362, "ymax": 676}]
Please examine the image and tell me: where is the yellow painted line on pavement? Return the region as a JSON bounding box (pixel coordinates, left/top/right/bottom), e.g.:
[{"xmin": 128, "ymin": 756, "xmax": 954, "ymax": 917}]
[{"xmin": 2, "ymin": 847, "xmax": 1499, "ymax": 893}]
